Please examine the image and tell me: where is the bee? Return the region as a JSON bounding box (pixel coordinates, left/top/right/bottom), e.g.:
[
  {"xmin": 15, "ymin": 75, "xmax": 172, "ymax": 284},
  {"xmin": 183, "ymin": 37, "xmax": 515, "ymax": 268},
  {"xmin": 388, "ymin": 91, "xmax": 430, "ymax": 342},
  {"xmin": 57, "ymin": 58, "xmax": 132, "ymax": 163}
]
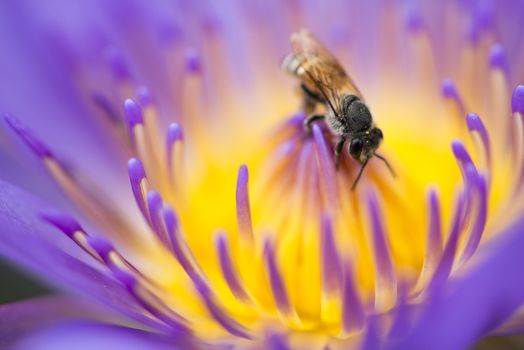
[{"xmin": 282, "ymin": 29, "xmax": 395, "ymax": 189}]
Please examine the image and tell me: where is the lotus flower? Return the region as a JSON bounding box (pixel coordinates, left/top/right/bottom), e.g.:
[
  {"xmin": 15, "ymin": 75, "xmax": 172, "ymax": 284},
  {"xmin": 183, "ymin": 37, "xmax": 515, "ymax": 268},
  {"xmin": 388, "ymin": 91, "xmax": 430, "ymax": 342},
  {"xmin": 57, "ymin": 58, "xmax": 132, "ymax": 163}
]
[{"xmin": 2, "ymin": 0, "xmax": 524, "ymax": 349}]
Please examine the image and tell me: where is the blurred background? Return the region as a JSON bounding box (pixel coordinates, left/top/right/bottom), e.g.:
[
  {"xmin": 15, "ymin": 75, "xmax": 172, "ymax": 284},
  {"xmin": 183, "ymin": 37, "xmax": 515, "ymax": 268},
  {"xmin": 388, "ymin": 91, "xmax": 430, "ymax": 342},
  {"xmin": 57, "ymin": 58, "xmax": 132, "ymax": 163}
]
[{"xmin": 0, "ymin": 259, "xmax": 51, "ymax": 304}]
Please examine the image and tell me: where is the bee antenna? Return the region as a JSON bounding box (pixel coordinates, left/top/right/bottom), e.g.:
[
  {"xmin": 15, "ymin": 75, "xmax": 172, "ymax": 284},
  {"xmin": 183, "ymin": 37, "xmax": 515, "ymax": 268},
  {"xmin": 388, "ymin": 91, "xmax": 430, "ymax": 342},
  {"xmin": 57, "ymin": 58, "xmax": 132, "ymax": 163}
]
[
  {"xmin": 373, "ymin": 153, "xmax": 396, "ymax": 178},
  {"xmin": 351, "ymin": 157, "xmax": 370, "ymax": 191}
]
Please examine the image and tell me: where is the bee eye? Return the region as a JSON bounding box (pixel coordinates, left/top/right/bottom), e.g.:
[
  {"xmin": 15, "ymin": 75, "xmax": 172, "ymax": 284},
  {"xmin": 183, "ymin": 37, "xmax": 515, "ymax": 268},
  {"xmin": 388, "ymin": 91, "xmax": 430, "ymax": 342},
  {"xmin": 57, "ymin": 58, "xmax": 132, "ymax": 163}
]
[{"xmin": 349, "ymin": 139, "xmax": 363, "ymax": 158}]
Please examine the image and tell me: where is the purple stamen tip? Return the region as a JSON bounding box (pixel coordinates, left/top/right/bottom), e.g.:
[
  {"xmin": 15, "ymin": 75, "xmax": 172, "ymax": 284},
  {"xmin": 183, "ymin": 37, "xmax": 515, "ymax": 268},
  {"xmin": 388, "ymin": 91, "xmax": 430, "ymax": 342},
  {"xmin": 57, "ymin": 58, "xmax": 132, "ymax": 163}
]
[
  {"xmin": 468, "ymin": 1, "xmax": 494, "ymax": 44},
  {"xmin": 475, "ymin": 0, "xmax": 494, "ymax": 29},
  {"xmin": 451, "ymin": 140, "xmax": 471, "ymax": 163},
  {"xmin": 4, "ymin": 114, "xmax": 53, "ymax": 158},
  {"xmin": 465, "ymin": 113, "xmax": 491, "ymax": 164},
  {"xmin": 288, "ymin": 112, "xmax": 307, "ymax": 127},
  {"xmin": 238, "ymin": 164, "xmax": 249, "ymax": 183},
  {"xmin": 124, "ymin": 99, "xmax": 143, "ymax": 128},
  {"xmin": 157, "ymin": 20, "xmax": 181, "ymax": 45},
  {"xmin": 136, "ymin": 86, "xmax": 154, "ymax": 107},
  {"xmin": 489, "ymin": 44, "xmax": 508, "ymax": 72},
  {"xmin": 465, "ymin": 163, "xmax": 479, "ymax": 185},
  {"xmin": 147, "ymin": 191, "xmax": 164, "ymax": 238},
  {"xmin": 185, "ymin": 48, "xmax": 201, "ymax": 73},
  {"xmin": 162, "ymin": 205, "xmax": 178, "ymax": 232},
  {"xmin": 40, "ymin": 210, "xmax": 83, "ymax": 238},
  {"xmin": 466, "ymin": 113, "xmax": 481, "ymax": 130},
  {"xmin": 167, "ymin": 123, "xmax": 184, "ymax": 144},
  {"xmin": 511, "ymin": 85, "xmax": 524, "ymax": 114},
  {"xmin": 104, "ymin": 46, "xmax": 130, "ymax": 81},
  {"xmin": 128, "ymin": 158, "xmax": 146, "ymax": 182},
  {"xmin": 406, "ymin": 8, "xmax": 424, "ymax": 32},
  {"xmin": 147, "ymin": 191, "xmax": 162, "ymax": 215},
  {"xmin": 441, "ymin": 79, "xmax": 458, "ymax": 99},
  {"xmin": 87, "ymin": 235, "xmax": 114, "ymax": 261}
]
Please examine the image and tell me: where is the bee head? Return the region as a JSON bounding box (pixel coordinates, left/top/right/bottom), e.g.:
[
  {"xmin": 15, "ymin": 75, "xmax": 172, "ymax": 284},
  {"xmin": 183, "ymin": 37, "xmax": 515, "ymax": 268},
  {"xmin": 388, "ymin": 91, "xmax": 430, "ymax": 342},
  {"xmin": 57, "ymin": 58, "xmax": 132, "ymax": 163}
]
[{"xmin": 348, "ymin": 127, "xmax": 383, "ymax": 163}]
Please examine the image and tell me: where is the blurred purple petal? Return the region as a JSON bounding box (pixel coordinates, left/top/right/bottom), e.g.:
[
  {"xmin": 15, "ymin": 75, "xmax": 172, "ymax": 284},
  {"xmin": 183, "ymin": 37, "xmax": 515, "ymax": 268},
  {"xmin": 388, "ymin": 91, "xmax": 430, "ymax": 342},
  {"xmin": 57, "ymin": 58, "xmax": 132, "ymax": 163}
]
[
  {"xmin": 0, "ymin": 296, "xmax": 117, "ymax": 349},
  {"xmin": 14, "ymin": 322, "xmax": 184, "ymax": 350},
  {"xmin": 389, "ymin": 216, "xmax": 524, "ymax": 350},
  {"xmin": 0, "ymin": 180, "xmax": 162, "ymax": 331}
]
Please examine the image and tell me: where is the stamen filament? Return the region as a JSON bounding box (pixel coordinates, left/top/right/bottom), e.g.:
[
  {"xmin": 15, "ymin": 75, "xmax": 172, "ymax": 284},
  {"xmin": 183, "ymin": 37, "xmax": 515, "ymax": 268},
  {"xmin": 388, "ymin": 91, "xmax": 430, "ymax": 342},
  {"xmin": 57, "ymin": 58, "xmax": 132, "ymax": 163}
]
[{"xmin": 366, "ymin": 190, "xmax": 396, "ymax": 311}]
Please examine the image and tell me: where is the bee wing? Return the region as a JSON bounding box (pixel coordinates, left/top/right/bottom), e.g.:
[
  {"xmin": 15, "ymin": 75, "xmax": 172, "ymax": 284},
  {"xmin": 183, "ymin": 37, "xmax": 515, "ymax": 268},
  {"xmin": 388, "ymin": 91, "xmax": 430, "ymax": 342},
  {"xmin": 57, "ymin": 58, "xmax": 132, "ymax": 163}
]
[{"xmin": 288, "ymin": 29, "xmax": 363, "ymax": 116}]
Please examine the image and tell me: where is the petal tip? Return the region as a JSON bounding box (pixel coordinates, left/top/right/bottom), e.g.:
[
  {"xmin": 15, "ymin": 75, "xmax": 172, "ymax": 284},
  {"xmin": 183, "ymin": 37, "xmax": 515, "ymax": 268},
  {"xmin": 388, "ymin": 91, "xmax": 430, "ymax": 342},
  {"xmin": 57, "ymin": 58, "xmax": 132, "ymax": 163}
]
[
  {"xmin": 128, "ymin": 158, "xmax": 146, "ymax": 181},
  {"xmin": 124, "ymin": 99, "xmax": 143, "ymax": 127},
  {"xmin": 512, "ymin": 85, "xmax": 524, "ymax": 114}
]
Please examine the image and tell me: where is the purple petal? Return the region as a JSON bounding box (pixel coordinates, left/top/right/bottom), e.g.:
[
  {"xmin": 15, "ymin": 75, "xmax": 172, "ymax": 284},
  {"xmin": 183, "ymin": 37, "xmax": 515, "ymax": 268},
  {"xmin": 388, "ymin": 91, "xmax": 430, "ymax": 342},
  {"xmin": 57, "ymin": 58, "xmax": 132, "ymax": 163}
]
[
  {"xmin": 266, "ymin": 332, "xmax": 290, "ymax": 350},
  {"xmin": 0, "ymin": 296, "xmax": 114, "ymax": 349},
  {"xmin": 389, "ymin": 215, "xmax": 524, "ymax": 350},
  {"xmin": 15, "ymin": 322, "xmax": 186, "ymax": 350},
  {"xmin": 104, "ymin": 46, "xmax": 131, "ymax": 82},
  {"xmin": 361, "ymin": 315, "xmax": 381, "ymax": 350},
  {"xmin": 0, "ymin": 180, "xmax": 163, "ymax": 331}
]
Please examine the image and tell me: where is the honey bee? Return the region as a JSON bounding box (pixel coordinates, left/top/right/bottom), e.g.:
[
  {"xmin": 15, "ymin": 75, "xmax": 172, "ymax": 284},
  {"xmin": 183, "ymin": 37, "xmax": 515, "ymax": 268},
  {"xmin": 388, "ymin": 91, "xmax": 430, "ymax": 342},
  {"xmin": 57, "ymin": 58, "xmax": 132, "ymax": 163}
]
[{"xmin": 282, "ymin": 29, "xmax": 395, "ymax": 189}]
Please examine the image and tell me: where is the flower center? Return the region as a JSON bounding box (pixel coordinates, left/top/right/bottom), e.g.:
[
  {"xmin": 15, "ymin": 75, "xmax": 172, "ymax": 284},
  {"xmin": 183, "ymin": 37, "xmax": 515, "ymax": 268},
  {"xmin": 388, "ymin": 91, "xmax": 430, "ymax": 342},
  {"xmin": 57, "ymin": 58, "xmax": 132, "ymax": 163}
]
[{"xmin": 5, "ymin": 3, "xmax": 524, "ymax": 346}]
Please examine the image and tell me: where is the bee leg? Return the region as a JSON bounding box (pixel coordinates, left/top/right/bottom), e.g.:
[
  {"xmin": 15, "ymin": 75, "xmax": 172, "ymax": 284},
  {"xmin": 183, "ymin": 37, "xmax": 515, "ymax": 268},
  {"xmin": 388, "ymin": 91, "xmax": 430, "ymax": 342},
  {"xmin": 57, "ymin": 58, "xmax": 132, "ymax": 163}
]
[
  {"xmin": 303, "ymin": 114, "xmax": 325, "ymax": 131},
  {"xmin": 302, "ymin": 94, "xmax": 318, "ymax": 115},
  {"xmin": 301, "ymin": 83, "xmax": 324, "ymax": 115},
  {"xmin": 334, "ymin": 136, "xmax": 346, "ymax": 170}
]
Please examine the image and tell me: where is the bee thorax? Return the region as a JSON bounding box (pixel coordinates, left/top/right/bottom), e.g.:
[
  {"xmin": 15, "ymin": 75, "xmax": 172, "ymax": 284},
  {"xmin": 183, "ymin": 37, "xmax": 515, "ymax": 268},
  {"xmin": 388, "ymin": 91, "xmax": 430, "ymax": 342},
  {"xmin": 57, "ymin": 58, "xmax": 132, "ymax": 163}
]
[
  {"xmin": 326, "ymin": 111, "xmax": 347, "ymax": 135},
  {"xmin": 342, "ymin": 96, "xmax": 373, "ymax": 134}
]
